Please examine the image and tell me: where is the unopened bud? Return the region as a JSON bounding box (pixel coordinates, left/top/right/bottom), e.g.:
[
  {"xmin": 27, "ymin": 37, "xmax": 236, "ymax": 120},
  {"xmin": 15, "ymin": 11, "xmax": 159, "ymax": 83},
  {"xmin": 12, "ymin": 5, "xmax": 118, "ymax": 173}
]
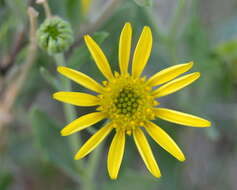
[{"xmin": 36, "ymin": 17, "xmax": 73, "ymax": 54}]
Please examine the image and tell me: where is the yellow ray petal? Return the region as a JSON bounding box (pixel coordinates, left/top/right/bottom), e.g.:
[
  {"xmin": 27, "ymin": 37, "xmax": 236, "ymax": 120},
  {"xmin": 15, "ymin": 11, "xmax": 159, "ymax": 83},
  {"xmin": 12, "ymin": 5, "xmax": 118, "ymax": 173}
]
[
  {"xmin": 147, "ymin": 61, "xmax": 194, "ymax": 87},
  {"xmin": 81, "ymin": 0, "xmax": 91, "ymax": 15},
  {"xmin": 119, "ymin": 22, "xmax": 132, "ymax": 75},
  {"xmin": 84, "ymin": 35, "xmax": 114, "ymax": 80},
  {"xmin": 133, "ymin": 128, "xmax": 161, "ymax": 178},
  {"xmin": 108, "ymin": 130, "xmax": 125, "ymax": 180},
  {"xmin": 155, "ymin": 108, "xmax": 211, "ymax": 127},
  {"xmin": 75, "ymin": 123, "xmax": 113, "ymax": 160},
  {"xmin": 132, "ymin": 26, "xmax": 152, "ymax": 78},
  {"xmin": 145, "ymin": 121, "xmax": 185, "ymax": 161},
  {"xmin": 153, "ymin": 72, "xmax": 200, "ymax": 98},
  {"xmin": 61, "ymin": 112, "xmax": 106, "ymax": 136},
  {"xmin": 57, "ymin": 66, "xmax": 104, "ymax": 93},
  {"xmin": 53, "ymin": 92, "xmax": 100, "ymax": 107}
]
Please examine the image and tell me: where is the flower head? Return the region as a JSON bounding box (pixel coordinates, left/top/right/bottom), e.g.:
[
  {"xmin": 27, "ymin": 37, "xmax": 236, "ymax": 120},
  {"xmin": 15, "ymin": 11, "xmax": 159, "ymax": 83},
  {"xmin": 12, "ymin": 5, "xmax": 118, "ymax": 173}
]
[
  {"xmin": 53, "ymin": 23, "xmax": 211, "ymax": 179},
  {"xmin": 37, "ymin": 17, "xmax": 73, "ymax": 54}
]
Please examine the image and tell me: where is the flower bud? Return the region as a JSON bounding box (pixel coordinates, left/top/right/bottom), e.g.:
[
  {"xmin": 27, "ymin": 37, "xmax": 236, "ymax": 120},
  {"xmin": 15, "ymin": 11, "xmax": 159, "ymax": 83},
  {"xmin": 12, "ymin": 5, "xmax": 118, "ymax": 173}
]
[{"xmin": 36, "ymin": 17, "xmax": 73, "ymax": 54}]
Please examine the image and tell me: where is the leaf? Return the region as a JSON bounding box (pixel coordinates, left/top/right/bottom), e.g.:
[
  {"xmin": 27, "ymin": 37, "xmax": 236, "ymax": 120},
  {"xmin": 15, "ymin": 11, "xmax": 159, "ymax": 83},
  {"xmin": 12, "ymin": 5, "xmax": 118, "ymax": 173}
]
[
  {"xmin": 0, "ymin": 172, "xmax": 13, "ymax": 190},
  {"xmin": 134, "ymin": 0, "xmax": 153, "ymax": 7},
  {"xmin": 93, "ymin": 32, "xmax": 110, "ymax": 44},
  {"xmin": 30, "ymin": 107, "xmax": 80, "ymax": 179},
  {"xmin": 101, "ymin": 168, "xmax": 158, "ymax": 190},
  {"xmin": 214, "ymin": 39, "xmax": 237, "ymax": 61},
  {"xmin": 40, "ymin": 67, "xmax": 61, "ymax": 90}
]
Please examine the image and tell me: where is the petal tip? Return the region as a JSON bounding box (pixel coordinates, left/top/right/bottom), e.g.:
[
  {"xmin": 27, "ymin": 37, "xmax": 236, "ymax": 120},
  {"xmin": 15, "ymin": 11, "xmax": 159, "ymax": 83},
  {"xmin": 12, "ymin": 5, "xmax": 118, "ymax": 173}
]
[
  {"xmin": 179, "ymin": 155, "xmax": 186, "ymax": 162},
  {"xmin": 205, "ymin": 120, "xmax": 212, "ymax": 127},
  {"xmin": 60, "ymin": 129, "xmax": 69, "ymax": 136},
  {"xmin": 52, "ymin": 92, "xmax": 59, "ymax": 99},
  {"xmin": 153, "ymin": 172, "xmax": 162, "ymax": 178},
  {"xmin": 124, "ymin": 22, "xmax": 131, "ymax": 27},
  {"xmin": 57, "ymin": 66, "xmax": 66, "ymax": 73},
  {"xmin": 110, "ymin": 175, "xmax": 117, "ymax": 180},
  {"xmin": 84, "ymin": 34, "xmax": 91, "ymax": 42},
  {"xmin": 74, "ymin": 153, "xmax": 82, "ymax": 160},
  {"xmin": 195, "ymin": 72, "xmax": 201, "ymax": 78}
]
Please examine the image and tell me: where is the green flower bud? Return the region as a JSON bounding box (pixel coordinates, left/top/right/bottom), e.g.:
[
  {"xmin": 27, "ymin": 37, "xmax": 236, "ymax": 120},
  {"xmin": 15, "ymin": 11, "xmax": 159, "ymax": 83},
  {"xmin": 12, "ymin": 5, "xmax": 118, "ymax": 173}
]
[{"xmin": 36, "ymin": 17, "xmax": 73, "ymax": 54}]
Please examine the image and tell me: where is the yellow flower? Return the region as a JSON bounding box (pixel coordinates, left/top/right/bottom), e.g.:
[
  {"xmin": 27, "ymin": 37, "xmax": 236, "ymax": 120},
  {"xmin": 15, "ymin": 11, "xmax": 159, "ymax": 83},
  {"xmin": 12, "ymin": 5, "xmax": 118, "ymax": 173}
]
[
  {"xmin": 53, "ymin": 23, "xmax": 211, "ymax": 179},
  {"xmin": 81, "ymin": 0, "xmax": 91, "ymax": 15}
]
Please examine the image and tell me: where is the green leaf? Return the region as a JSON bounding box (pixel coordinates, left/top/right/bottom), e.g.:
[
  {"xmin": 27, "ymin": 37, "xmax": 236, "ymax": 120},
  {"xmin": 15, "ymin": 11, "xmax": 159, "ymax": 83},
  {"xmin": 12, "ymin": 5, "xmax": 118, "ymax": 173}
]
[
  {"xmin": 134, "ymin": 0, "xmax": 153, "ymax": 7},
  {"xmin": 0, "ymin": 172, "xmax": 13, "ymax": 190},
  {"xmin": 101, "ymin": 168, "xmax": 159, "ymax": 190},
  {"xmin": 30, "ymin": 107, "xmax": 80, "ymax": 180},
  {"xmin": 40, "ymin": 67, "xmax": 61, "ymax": 90},
  {"xmin": 214, "ymin": 39, "xmax": 237, "ymax": 61},
  {"xmin": 93, "ymin": 32, "xmax": 110, "ymax": 44}
]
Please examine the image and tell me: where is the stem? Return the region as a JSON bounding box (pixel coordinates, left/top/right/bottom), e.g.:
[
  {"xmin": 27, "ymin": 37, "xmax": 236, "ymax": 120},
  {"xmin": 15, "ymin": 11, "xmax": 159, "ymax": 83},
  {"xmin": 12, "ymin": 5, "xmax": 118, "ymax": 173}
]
[
  {"xmin": 53, "ymin": 53, "xmax": 84, "ymax": 171},
  {"xmin": 54, "ymin": 54, "xmax": 101, "ymax": 190},
  {"xmin": 168, "ymin": 0, "xmax": 186, "ymax": 64},
  {"xmin": 140, "ymin": 7, "xmax": 166, "ymax": 43},
  {"xmin": 83, "ymin": 141, "xmax": 104, "ymax": 190}
]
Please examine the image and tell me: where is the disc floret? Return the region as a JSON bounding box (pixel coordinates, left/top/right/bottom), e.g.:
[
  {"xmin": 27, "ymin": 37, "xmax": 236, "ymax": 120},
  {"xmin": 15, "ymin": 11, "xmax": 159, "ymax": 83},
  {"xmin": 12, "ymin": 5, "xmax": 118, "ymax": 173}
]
[{"xmin": 98, "ymin": 74, "xmax": 158, "ymax": 134}]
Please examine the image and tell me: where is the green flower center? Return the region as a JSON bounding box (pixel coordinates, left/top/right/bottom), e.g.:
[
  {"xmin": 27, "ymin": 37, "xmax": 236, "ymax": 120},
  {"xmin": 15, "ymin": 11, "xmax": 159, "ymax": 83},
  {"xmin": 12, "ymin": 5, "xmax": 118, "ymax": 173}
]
[
  {"xmin": 114, "ymin": 88, "xmax": 140, "ymax": 116},
  {"xmin": 45, "ymin": 25, "xmax": 60, "ymax": 40}
]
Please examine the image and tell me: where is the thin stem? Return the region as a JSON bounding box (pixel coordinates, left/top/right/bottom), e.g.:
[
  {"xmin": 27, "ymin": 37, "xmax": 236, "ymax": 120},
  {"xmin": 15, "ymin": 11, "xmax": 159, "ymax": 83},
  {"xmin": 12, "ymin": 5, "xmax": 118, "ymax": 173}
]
[
  {"xmin": 53, "ymin": 53, "xmax": 84, "ymax": 172},
  {"xmin": 168, "ymin": 0, "xmax": 186, "ymax": 65},
  {"xmin": 0, "ymin": 7, "xmax": 38, "ymax": 129},
  {"xmin": 36, "ymin": 0, "xmax": 52, "ymax": 18},
  {"xmin": 83, "ymin": 141, "xmax": 104, "ymax": 190},
  {"xmin": 140, "ymin": 7, "xmax": 166, "ymax": 43}
]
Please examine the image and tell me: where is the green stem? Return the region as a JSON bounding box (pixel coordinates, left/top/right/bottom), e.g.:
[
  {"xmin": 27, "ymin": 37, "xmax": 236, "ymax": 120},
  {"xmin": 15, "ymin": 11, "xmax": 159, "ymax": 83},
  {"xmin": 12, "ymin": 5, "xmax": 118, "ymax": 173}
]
[
  {"xmin": 140, "ymin": 7, "xmax": 166, "ymax": 43},
  {"xmin": 83, "ymin": 141, "xmax": 104, "ymax": 190},
  {"xmin": 168, "ymin": 0, "xmax": 186, "ymax": 64},
  {"xmin": 53, "ymin": 53, "xmax": 84, "ymax": 173}
]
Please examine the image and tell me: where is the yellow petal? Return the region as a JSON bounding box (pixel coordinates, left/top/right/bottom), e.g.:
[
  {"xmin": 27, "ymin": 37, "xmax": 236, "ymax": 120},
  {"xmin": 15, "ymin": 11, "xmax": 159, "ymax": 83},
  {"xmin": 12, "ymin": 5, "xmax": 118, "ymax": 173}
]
[
  {"xmin": 155, "ymin": 108, "xmax": 211, "ymax": 127},
  {"xmin": 132, "ymin": 26, "xmax": 152, "ymax": 78},
  {"xmin": 145, "ymin": 121, "xmax": 185, "ymax": 161},
  {"xmin": 81, "ymin": 0, "xmax": 91, "ymax": 15},
  {"xmin": 119, "ymin": 22, "xmax": 132, "ymax": 75},
  {"xmin": 84, "ymin": 35, "xmax": 114, "ymax": 80},
  {"xmin": 107, "ymin": 130, "xmax": 125, "ymax": 179},
  {"xmin": 147, "ymin": 61, "xmax": 194, "ymax": 87},
  {"xmin": 53, "ymin": 92, "xmax": 100, "ymax": 106},
  {"xmin": 57, "ymin": 66, "xmax": 104, "ymax": 93},
  {"xmin": 133, "ymin": 128, "xmax": 161, "ymax": 178},
  {"xmin": 153, "ymin": 72, "xmax": 200, "ymax": 98},
  {"xmin": 74, "ymin": 123, "xmax": 113, "ymax": 160},
  {"xmin": 61, "ymin": 112, "xmax": 106, "ymax": 136}
]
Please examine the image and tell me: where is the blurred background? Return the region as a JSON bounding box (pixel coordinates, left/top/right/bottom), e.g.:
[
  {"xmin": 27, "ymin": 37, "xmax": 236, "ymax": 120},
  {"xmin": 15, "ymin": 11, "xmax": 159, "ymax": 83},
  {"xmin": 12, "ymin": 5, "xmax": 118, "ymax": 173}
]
[{"xmin": 1, "ymin": 0, "xmax": 237, "ymax": 189}]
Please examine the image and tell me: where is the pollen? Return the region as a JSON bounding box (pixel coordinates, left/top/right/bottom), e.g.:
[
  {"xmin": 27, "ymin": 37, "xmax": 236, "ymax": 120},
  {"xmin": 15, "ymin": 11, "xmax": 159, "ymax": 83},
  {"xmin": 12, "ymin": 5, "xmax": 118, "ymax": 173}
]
[{"xmin": 98, "ymin": 74, "xmax": 157, "ymax": 133}]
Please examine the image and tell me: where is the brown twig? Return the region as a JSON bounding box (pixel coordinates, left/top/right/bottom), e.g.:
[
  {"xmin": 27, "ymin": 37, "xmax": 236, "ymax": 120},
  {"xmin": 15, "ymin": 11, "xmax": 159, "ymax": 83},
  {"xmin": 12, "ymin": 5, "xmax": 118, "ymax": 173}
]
[
  {"xmin": 0, "ymin": 7, "xmax": 39, "ymax": 129},
  {"xmin": 0, "ymin": 0, "xmax": 35, "ymax": 75},
  {"xmin": 0, "ymin": 30, "xmax": 26, "ymax": 75},
  {"xmin": 66, "ymin": 0, "xmax": 124, "ymax": 58}
]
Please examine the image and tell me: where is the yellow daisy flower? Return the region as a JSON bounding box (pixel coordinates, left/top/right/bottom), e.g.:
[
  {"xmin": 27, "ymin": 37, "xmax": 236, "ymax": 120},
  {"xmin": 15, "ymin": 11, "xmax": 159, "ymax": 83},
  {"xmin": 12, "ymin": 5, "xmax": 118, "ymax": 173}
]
[{"xmin": 53, "ymin": 22, "xmax": 211, "ymax": 179}]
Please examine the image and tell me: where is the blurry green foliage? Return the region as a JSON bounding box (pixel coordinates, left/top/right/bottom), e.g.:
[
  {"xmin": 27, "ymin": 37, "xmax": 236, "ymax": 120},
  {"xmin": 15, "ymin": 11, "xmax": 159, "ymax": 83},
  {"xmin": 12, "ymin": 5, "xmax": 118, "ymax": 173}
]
[
  {"xmin": 30, "ymin": 107, "xmax": 80, "ymax": 180},
  {"xmin": 0, "ymin": 0, "xmax": 237, "ymax": 189},
  {"xmin": 0, "ymin": 172, "xmax": 13, "ymax": 190},
  {"xmin": 134, "ymin": 0, "xmax": 153, "ymax": 7}
]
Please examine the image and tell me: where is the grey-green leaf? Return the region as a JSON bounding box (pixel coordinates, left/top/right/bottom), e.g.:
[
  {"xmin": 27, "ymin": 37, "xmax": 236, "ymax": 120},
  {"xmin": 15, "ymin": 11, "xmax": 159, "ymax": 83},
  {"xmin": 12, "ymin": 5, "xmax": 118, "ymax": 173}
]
[
  {"xmin": 30, "ymin": 107, "xmax": 80, "ymax": 180},
  {"xmin": 134, "ymin": 0, "xmax": 153, "ymax": 7}
]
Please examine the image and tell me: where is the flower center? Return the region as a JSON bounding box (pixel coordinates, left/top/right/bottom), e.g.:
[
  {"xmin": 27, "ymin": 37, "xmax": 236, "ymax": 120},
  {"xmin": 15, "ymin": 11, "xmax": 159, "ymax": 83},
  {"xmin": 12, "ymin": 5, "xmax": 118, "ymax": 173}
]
[
  {"xmin": 114, "ymin": 88, "xmax": 140, "ymax": 116},
  {"xmin": 45, "ymin": 25, "xmax": 60, "ymax": 40},
  {"xmin": 98, "ymin": 74, "xmax": 159, "ymax": 134}
]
